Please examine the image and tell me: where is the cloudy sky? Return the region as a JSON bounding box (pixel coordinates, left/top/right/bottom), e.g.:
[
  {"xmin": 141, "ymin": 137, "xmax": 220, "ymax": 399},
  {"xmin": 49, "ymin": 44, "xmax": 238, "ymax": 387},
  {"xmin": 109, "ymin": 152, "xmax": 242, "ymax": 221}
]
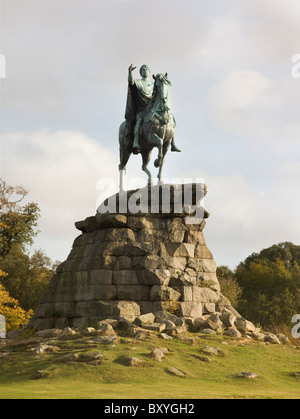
[{"xmin": 1, "ymin": 0, "xmax": 300, "ymax": 269}]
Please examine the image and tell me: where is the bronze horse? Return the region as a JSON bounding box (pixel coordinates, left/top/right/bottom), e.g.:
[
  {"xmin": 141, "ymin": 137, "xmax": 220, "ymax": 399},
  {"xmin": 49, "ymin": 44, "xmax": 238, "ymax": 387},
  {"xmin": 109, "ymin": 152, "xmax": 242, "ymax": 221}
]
[{"xmin": 118, "ymin": 73, "xmax": 176, "ymax": 189}]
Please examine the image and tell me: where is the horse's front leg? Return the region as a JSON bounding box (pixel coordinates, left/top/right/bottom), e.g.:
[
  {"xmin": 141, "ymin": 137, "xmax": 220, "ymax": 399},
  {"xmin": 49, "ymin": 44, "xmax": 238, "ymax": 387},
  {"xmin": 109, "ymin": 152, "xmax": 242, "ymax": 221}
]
[
  {"xmin": 141, "ymin": 149, "xmax": 153, "ymax": 186},
  {"xmin": 157, "ymin": 140, "xmax": 171, "ymax": 182},
  {"xmin": 145, "ymin": 132, "xmax": 163, "ymax": 167}
]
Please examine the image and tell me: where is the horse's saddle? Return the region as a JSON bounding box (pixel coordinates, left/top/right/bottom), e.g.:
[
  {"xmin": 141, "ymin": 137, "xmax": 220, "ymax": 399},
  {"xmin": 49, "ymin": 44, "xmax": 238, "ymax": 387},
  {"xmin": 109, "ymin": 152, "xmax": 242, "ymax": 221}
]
[{"xmin": 144, "ymin": 110, "xmax": 175, "ymax": 126}]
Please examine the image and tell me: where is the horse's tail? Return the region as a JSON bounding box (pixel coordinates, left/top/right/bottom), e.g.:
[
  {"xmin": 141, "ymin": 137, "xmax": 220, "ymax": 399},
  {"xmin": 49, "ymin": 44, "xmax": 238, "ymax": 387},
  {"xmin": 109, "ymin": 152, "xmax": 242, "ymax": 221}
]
[
  {"xmin": 119, "ymin": 121, "xmax": 126, "ymax": 144},
  {"xmin": 118, "ymin": 121, "xmax": 131, "ymax": 171}
]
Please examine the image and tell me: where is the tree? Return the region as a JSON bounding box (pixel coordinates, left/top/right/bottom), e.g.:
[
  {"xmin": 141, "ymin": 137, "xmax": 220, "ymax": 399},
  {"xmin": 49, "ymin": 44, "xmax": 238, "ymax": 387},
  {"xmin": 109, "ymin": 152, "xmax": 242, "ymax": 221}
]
[
  {"xmin": 235, "ymin": 243, "xmax": 300, "ymax": 327},
  {"xmin": 0, "ymin": 283, "xmax": 33, "ymax": 332},
  {"xmin": 0, "ymin": 179, "xmax": 57, "ymax": 320},
  {"xmin": 216, "ymin": 265, "xmax": 242, "ymax": 309},
  {"xmin": 0, "ymin": 179, "xmax": 40, "ymax": 258},
  {"xmin": 237, "ymin": 242, "xmax": 300, "ymax": 271},
  {"xmin": 0, "ymin": 246, "xmax": 57, "ymax": 311}
]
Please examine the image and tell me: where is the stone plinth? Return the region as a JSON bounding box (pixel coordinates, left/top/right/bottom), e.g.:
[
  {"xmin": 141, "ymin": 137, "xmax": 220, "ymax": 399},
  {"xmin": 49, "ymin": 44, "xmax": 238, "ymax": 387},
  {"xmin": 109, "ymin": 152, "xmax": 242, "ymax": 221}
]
[{"xmin": 28, "ymin": 184, "xmax": 235, "ymax": 330}]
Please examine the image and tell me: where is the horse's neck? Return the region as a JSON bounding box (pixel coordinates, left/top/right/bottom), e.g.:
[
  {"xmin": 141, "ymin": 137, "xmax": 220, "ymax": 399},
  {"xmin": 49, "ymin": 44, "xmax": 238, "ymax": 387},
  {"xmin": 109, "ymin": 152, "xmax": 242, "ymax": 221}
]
[{"xmin": 152, "ymin": 91, "xmax": 170, "ymax": 112}]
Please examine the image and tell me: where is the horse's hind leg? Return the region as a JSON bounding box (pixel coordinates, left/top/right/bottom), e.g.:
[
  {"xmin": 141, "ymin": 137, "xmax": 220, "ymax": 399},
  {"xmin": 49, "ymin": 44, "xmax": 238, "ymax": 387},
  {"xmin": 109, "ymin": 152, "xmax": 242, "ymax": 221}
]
[
  {"xmin": 141, "ymin": 149, "xmax": 153, "ymax": 186},
  {"xmin": 119, "ymin": 146, "xmax": 131, "ymax": 171},
  {"xmin": 157, "ymin": 140, "xmax": 171, "ymax": 182},
  {"xmin": 119, "ymin": 148, "xmax": 131, "ymax": 191}
]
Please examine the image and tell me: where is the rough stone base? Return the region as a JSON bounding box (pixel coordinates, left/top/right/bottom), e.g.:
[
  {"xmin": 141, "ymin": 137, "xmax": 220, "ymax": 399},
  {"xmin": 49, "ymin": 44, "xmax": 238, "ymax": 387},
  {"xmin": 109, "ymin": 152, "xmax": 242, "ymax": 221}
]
[{"xmin": 28, "ymin": 184, "xmax": 238, "ymax": 331}]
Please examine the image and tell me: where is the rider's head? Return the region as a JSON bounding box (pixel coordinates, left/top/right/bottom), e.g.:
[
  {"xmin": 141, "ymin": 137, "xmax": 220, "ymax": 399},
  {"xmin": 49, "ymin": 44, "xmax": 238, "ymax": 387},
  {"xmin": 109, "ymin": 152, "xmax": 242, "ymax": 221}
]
[{"xmin": 140, "ymin": 65, "xmax": 150, "ymax": 78}]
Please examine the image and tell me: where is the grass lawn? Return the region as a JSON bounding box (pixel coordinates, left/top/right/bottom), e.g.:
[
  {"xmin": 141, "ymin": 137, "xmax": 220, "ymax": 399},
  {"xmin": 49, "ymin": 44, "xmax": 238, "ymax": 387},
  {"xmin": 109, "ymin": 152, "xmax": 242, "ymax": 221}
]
[{"xmin": 1, "ymin": 331, "xmax": 300, "ymax": 399}]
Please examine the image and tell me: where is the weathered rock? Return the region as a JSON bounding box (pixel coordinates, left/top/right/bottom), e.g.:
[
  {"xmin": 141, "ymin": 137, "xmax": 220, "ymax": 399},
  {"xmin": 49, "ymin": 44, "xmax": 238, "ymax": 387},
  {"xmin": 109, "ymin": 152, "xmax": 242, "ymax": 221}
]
[
  {"xmin": 199, "ymin": 328, "xmax": 217, "ymax": 335},
  {"xmin": 36, "ymin": 329, "xmax": 62, "ymax": 338},
  {"xmin": 193, "ymin": 316, "xmax": 209, "ymax": 330},
  {"xmin": 134, "ymin": 313, "xmax": 156, "ymax": 326},
  {"xmin": 28, "ymin": 184, "xmax": 251, "ymax": 334},
  {"xmin": 237, "ymin": 371, "xmax": 258, "ymax": 379},
  {"xmin": 174, "ymin": 324, "xmax": 187, "ymax": 335},
  {"xmin": 123, "ymin": 357, "xmax": 145, "ymax": 367},
  {"xmin": 167, "ymin": 367, "xmax": 186, "ymax": 377},
  {"xmin": 56, "ymin": 353, "xmax": 79, "ymax": 363},
  {"xmin": 191, "ymin": 354, "xmax": 212, "ymax": 363},
  {"xmin": 0, "ymin": 352, "xmax": 10, "ymax": 358},
  {"xmin": 161, "ymin": 320, "xmax": 176, "ymax": 331},
  {"xmin": 33, "ymin": 344, "xmax": 60, "ymax": 355},
  {"xmin": 149, "ymin": 348, "xmax": 164, "ymax": 361},
  {"xmin": 252, "ymin": 331, "xmax": 265, "ymax": 341},
  {"xmin": 206, "ymin": 313, "xmax": 224, "ymax": 332},
  {"xmin": 57, "ymin": 327, "xmax": 80, "ymax": 340},
  {"xmin": 178, "ymin": 301, "xmax": 203, "ymax": 318},
  {"xmin": 235, "ymin": 318, "xmax": 256, "ymax": 334},
  {"xmin": 5, "ymin": 337, "xmax": 43, "ymax": 348},
  {"xmin": 159, "ymin": 333, "xmax": 173, "ymax": 340},
  {"xmin": 95, "ymin": 319, "xmax": 119, "ymax": 329},
  {"xmin": 92, "ymin": 335, "xmax": 118, "ymax": 345},
  {"xmin": 176, "ymin": 335, "xmax": 194, "ymax": 345},
  {"xmin": 97, "ymin": 323, "xmax": 116, "ymax": 336},
  {"xmin": 142, "ymin": 323, "xmax": 166, "ymax": 333},
  {"xmin": 276, "ymin": 333, "xmax": 289, "ymax": 344},
  {"xmin": 223, "ymin": 328, "xmax": 242, "ymax": 338},
  {"xmin": 78, "ymin": 351, "xmax": 103, "ymax": 363},
  {"xmin": 155, "ymin": 310, "xmax": 184, "ymax": 326},
  {"xmin": 264, "ymin": 333, "xmax": 281, "ymax": 345},
  {"xmin": 220, "ymin": 309, "xmax": 236, "ymax": 328},
  {"xmin": 150, "ymin": 285, "xmax": 181, "ymax": 302},
  {"xmin": 6, "ymin": 330, "xmax": 22, "ymax": 340},
  {"xmin": 30, "ymin": 370, "xmax": 50, "ymax": 380},
  {"xmin": 202, "ymin": 346, "xmax": 222, "ymax": 355},
  {"xmin": 127, "ymin": 325, "xmax": 155, "ymax": 339},
  {"xmin": 82, "ymin": 327, "xmax": 97, "ymax": 336}
]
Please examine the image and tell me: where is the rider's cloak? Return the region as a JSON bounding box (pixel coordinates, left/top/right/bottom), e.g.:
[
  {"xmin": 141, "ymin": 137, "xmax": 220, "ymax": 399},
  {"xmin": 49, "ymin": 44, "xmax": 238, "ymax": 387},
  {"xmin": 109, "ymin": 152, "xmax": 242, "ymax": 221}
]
[{"xmin": 124, "ymin": 80, "xmax": 154, "ymax": 141}]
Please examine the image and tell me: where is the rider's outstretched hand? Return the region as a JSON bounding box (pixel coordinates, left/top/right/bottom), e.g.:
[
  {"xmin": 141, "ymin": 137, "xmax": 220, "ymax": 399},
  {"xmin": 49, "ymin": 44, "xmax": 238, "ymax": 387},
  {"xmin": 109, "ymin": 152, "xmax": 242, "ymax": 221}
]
[{"xmin": 129, "ymin": 64, "xmax": 136, "ymax": 72}]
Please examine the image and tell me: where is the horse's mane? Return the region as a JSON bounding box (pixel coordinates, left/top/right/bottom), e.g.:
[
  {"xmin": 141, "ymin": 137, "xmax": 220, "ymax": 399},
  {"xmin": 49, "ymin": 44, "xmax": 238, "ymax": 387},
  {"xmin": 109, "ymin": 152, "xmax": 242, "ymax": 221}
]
[{"xmin": 146, "ymin": 74, "xmax": 171, "ymax": 113}]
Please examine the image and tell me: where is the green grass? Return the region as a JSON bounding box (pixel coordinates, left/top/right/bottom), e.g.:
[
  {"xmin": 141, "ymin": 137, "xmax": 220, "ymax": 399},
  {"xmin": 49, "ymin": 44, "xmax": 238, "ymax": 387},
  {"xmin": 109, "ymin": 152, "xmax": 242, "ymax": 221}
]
[{"xmin": 1, "ymin": 331, "xmax": 300, "ymax": 399}]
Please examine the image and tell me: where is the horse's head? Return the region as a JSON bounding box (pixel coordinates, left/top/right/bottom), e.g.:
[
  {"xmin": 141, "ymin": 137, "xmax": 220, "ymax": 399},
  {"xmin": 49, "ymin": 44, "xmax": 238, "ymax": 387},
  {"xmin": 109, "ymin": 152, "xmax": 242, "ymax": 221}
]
[{"xmin": 152, "ymin": 73, "xmax": 171, "ymax": 106}]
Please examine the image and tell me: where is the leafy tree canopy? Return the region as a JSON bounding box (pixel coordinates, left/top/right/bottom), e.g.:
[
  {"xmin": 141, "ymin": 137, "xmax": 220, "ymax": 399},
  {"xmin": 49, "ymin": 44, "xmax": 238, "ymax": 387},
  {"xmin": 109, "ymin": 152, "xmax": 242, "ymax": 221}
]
[
  {"xmin": 0, "ymin": 179, "xmax": 40, "ymax": 257},
  {"xmin": 234, "ymin": 242, "xmax": 300, "ymax": 326},
  {"xmin": 237, "ymin": 242, "xmax": 300, "ymax": 271}
]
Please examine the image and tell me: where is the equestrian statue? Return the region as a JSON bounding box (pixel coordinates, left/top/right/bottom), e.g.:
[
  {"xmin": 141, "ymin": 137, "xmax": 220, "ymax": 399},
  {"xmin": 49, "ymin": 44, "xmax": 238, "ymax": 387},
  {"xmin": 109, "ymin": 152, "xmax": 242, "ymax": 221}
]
[{"xmin": 118, "ymin": 64, "xmax": 181, "ymax": 190}]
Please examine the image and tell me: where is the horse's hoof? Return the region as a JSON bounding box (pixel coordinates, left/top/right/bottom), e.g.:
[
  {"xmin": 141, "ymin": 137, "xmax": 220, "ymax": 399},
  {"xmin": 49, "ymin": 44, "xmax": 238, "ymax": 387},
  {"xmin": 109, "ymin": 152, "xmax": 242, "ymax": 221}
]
[
  {"xmin": 171, "ymin": 145, "xmax": 181, "ymax": 152},
  {"xmin": 154, "ymin": 159, "xmax": 160, "ymax": 168},
  {"xmin": 132, "ymin": 147, "xmax": 140, "ymax": 155}
]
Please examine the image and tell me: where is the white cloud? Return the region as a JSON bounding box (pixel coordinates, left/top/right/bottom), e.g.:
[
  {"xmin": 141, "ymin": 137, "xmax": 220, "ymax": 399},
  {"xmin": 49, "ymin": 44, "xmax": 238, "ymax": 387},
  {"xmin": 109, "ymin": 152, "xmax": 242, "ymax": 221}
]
[
  {"xmin": 207, "ymin": 70, "xmax": 273, "ymax": 136},
  {"xmin": 1, "ymin": 129, "xmax": 118, "ymax": 208},
  {"xmin": 181, "ymin": 167, "xmax": 300, "ymax": 269},
  {"xmin": 1, "ymin": 0, "xmax": 300, "ymax": 269},
  {"xmin": 1, "ymin": 130, "xmax": 120, "ymax": 261},
  {"xmin": 247, "ymin": 0, "xmax": 300, "ymax": 63},
  {"xmin": 1, "ymin": 128, "xmax": 162, "ymax": 262}
]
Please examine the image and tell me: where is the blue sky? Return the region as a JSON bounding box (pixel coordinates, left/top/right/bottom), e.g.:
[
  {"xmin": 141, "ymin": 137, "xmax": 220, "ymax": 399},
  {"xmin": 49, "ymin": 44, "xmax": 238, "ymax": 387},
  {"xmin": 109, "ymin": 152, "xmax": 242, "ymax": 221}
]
[{"xmin": 1, "ymin": 0, "xmax": 300, "ymax": 269}]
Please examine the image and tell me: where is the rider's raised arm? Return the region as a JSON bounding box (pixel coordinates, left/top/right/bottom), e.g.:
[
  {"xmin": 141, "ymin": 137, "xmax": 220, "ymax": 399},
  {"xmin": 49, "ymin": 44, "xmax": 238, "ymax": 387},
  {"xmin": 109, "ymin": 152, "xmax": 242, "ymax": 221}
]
[{"xmin": 128, "ymin": 64, "xmax": 136, "ymax": 85}]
